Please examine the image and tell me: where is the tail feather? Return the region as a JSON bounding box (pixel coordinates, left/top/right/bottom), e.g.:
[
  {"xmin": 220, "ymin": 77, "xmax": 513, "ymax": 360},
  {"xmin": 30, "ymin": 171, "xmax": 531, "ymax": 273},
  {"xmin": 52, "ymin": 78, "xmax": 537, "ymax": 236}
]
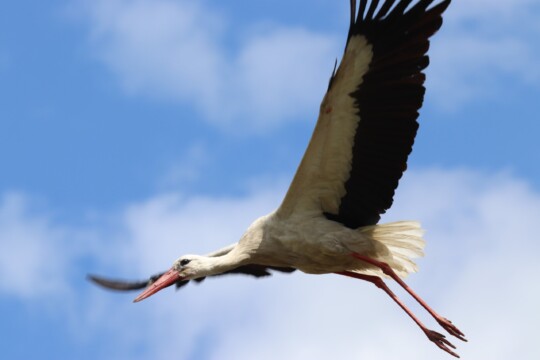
[{"xmin": 359, "ymin": 221, "xmax": 426, "ymax": 278}]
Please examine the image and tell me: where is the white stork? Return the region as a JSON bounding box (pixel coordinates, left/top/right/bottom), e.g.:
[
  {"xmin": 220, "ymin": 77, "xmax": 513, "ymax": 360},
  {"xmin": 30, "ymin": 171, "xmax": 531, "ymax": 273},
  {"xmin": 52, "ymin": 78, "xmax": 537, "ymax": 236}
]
[{"xmin": 90, "ymin": 0, "xmax": 466, "ymax": 357}]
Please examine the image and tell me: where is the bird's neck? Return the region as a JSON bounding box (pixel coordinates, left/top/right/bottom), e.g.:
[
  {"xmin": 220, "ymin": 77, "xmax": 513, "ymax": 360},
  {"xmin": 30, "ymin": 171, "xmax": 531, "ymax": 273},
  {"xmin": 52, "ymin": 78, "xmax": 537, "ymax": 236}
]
[{"xmin": 200, "ymin": 251, "xmax": 248, "ymax": 277}]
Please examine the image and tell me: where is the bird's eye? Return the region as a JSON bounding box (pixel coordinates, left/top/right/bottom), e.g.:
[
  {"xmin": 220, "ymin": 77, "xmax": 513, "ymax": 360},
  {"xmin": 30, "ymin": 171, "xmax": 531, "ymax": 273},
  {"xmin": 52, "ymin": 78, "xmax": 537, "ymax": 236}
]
[{"xmin": 180, "ymin": 259, "xmax": 191, "ymax": 266}]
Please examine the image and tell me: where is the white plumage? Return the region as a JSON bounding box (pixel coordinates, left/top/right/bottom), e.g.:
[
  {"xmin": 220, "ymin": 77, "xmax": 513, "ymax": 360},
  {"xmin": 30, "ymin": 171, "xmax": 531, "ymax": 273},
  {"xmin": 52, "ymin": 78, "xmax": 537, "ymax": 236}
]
[{"xmin": 90, "ymin": 0, "xmax": 466, "ymax": 357}]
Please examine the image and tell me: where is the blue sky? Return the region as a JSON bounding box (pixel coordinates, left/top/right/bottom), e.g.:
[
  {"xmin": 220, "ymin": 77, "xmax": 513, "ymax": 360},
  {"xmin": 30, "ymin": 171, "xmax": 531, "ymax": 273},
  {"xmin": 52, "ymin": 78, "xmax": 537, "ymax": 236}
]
[{"xmin": 1, "ymin": 0, "xmax": 540, "ymax": 359}]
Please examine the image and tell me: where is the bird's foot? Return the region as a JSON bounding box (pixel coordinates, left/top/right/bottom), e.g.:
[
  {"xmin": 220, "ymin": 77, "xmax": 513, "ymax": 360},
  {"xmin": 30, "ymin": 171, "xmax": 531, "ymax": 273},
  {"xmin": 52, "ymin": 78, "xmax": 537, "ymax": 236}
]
[
  {"xmin": 436, "ymin": 316, "xmax": 467, "ymax": 342},
  {"xmin": 424, "ymin": 329, "xmax": 459, "ymax": 358}
]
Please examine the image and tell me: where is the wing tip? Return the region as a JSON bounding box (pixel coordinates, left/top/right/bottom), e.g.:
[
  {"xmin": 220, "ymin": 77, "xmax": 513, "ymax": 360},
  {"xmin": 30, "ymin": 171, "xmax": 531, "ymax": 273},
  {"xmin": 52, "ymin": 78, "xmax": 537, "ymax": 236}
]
[
  {"xmin": 350, "ymin": 0, "xmax": 451, "ymax": 26},
  {"xmin": 87, "ymin": 273, "xmax": 151, "ymax": 291}
]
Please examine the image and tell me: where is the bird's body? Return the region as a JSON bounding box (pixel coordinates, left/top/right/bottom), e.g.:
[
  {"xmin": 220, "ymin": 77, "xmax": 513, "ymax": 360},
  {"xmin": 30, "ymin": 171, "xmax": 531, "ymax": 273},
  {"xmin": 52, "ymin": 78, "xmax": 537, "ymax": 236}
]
[
  {"xmin": 90, "ymin": 0, "xmax": 467, "ymax": 357},
  {"xmin": 210, "ymin": 214, "xmax": 422, "ymax": 276},
  {"xmin": 241, "ymin": 212, "xmax": 371, "ymax": 274}
]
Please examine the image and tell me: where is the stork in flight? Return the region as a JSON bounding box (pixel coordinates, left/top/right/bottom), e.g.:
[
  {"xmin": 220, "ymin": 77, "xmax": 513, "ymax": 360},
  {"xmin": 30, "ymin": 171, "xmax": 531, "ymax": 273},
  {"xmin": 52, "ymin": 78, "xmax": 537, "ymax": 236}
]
[{"xmin": 90, "ymin": 0, "xmax": 467, "ymax": 357}]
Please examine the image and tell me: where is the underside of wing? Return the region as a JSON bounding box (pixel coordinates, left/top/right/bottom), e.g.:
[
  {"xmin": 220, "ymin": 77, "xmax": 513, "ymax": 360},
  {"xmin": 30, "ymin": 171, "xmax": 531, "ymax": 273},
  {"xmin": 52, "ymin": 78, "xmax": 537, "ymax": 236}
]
[
  {"xmin": 277, "ymin": 0, "xmax": 450, "ymax": 228},
  {"xmin": 89, "ymin": 265, "xmax": 296, "ymax": 292}
]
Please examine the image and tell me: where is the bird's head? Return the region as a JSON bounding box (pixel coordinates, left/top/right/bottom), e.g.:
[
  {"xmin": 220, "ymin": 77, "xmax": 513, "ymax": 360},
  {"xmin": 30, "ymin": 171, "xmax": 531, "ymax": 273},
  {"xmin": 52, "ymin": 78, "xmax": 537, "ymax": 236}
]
[
  {"xmin": 172, "ymin": 254, "xmax": 210, "ymax": 278},
  {"xmin": 133, "ymin": 254, "xmax": 209, "ymax": 303}
]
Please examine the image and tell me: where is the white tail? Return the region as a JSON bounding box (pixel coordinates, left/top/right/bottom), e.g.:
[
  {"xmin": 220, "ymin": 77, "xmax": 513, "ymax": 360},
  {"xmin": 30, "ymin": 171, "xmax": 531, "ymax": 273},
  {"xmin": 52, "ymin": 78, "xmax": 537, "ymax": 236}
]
[{"xmin": 359, "ymin": 221, "xmax": 426, "ymax": 278}]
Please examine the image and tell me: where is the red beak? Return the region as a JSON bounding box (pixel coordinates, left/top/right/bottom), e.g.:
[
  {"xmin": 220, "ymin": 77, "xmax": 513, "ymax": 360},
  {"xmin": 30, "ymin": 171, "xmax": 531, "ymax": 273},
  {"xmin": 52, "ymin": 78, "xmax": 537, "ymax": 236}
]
[{"xmin": 133, "ymin": 268, "xmax": 181, "ymax": 303}]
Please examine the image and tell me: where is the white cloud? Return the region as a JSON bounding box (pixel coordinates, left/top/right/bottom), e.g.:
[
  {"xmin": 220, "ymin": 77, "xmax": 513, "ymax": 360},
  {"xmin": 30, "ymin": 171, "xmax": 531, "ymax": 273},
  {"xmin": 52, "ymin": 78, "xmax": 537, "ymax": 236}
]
[
  {"xmin": 74, "ymin": 0, "xmax": 339, "ymax": 132},
  {"xmin": 3, "ymin": 168, "xmax": 540, "ymax": 359},
  {"xmin": 0, "ymin": 193, "xmax": 72, "ymax": 297},
  {"xmin": 80, "ymin": 0, "xmax": 224, "ymax": 102},
  {"xmin": 428, "ymin": 0, "xmax": 540, "ymax": 108},
  {"xmin": 92, "ymin": 168, "xmax": 540, "ymax": 360},
  {"xmin": 230, "ymin": 28, "xmax": 337, "ymax": 129},
  {"xmin": 157, "ymin": 141, "xmax": 210, "ymax": 190},
  {"xmin": 198, "ymin": 169, "xmax": 540, "ymax": 360},
  {"xmin": 71, "ymin": 0, "xmax": 540, "ymax": 125}
]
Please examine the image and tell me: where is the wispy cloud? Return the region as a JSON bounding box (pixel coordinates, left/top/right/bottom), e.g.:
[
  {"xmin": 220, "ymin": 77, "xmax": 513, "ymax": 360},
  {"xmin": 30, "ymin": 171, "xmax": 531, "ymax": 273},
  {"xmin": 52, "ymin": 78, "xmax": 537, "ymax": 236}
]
[
  {"xmin": 0, "ymin": 193, "xmax": 75, "ymax": 298},
  {"xmin": 72, "ymin": 0, "xmax": 540, "ymax": 126},
  {"xmin": 202, "ymin": 169, "xmax": 540, "ymax": 360},
  {"xmin": 74, "ymin": 0, "xmax": 339, "ymax": 132},
  {"xmin": 428, "ymin": 0, "xmax": 540, "ymax": 109},
  {"xmin": 157, "ymin": 141, "xmax": 210, "ymax": 190},
  {"xmin": 3, "ymin": 168, "xmax": 539, "ymax": 359}
]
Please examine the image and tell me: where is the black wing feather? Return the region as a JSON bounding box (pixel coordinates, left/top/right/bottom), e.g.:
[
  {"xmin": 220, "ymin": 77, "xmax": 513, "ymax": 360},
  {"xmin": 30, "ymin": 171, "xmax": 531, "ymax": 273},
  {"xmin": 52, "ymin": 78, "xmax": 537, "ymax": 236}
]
[
  {"xmin": 88, "ymin": 273, "xmax": 165, "ymax": 291},
  {"xmin": 358, "ymin": 0, "xmax": 369, "ymax": 21},
  {"xmin": 366, "ymin": 0, "xmax": 380, "ymax": 20},
  {"xmin": 325, "ymin": 0, "xmax": 450, "ymax": 228},
  {"xmin": 376, "ymin": 0, "xmax": 398, "ymax": 19}
]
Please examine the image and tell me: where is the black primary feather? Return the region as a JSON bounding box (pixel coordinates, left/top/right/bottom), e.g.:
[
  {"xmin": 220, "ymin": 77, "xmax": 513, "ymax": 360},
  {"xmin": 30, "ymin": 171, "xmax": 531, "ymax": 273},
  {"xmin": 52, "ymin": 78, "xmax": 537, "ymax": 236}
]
[{"xmin": 324, "ymin": 0, "xmax": 450, "ymax": 228}]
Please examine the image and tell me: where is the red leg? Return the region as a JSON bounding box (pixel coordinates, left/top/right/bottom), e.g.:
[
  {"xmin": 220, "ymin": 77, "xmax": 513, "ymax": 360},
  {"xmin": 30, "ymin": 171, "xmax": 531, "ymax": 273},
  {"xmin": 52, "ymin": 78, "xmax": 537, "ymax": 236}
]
[
  {"xmin": 350, "ymin": 253, "xmax": 466, "ymax": 342},
  {"xmin": 336, "ymin": 271, "xmax": 460, "ymax": 358}
]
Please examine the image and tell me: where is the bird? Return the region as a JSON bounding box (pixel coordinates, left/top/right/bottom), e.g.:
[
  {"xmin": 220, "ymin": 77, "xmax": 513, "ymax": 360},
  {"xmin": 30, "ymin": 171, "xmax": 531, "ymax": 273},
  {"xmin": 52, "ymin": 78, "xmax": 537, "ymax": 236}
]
[{"xmin": 90, "ymin": 0, "xmax": 467, "ymax": 357}]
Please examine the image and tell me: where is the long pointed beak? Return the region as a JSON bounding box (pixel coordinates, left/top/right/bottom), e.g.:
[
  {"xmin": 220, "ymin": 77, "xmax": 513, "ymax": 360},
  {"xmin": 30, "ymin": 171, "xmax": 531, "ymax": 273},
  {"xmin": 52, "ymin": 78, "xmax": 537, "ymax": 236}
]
[{"xmin": 133, "ymin": 268, "xmax": 181, "ymax": 303}]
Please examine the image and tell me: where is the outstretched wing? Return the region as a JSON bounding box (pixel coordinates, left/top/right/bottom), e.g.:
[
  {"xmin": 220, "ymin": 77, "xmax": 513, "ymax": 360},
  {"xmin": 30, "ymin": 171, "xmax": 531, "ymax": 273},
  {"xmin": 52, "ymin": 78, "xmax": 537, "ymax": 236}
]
[
  {"xmin": 277, "ymin": 0, "xmax": 450, "ymax": 228},
  {"xmin": 89, "ymin": 244, "xmax": 295, "ymax": 292},
  {"xmin": 89, "ymin": 266, "xmax": 296, "ymax": 292}
]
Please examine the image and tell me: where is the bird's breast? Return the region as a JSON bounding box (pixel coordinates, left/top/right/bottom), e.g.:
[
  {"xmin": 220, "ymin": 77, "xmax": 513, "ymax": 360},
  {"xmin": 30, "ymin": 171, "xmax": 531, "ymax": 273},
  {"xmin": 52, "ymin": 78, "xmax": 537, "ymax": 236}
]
[{"xmin": 245, "ymin": 214, "xmax": 373, "ymax": 274}]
